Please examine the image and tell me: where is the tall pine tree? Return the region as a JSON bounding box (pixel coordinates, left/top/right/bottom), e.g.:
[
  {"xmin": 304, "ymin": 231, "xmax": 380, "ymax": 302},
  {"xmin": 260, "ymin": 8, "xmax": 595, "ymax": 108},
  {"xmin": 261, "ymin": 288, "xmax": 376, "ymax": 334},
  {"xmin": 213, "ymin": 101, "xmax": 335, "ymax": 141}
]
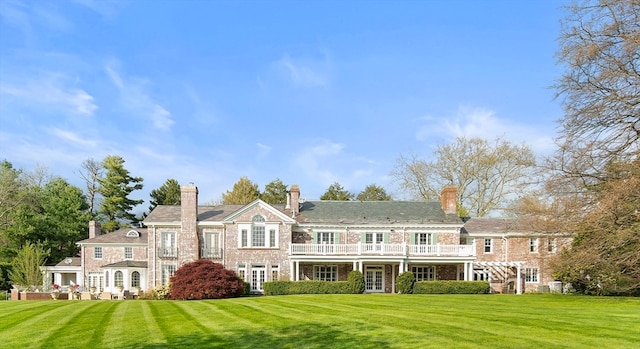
[{"xmin": 98, "ymin": 156, "xmax": 144, "ymax": 232}]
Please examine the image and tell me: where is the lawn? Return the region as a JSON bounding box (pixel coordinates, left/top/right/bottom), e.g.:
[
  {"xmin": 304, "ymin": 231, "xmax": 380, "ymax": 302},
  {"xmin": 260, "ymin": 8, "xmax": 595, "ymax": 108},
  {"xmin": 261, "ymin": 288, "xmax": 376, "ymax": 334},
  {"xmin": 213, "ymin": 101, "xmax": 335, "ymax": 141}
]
[{"xmin": 1, "ymin": 294, "xmax": 639, "ymax": 348}]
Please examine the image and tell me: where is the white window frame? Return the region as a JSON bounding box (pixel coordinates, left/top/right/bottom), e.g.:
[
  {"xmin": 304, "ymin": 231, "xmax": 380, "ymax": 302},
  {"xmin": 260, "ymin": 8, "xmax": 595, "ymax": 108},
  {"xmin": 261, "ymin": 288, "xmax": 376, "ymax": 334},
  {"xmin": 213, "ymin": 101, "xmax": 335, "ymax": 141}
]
[
  {"xmin": 314, "ymin": 265, "xmax": 337, "ymax": 281},
  {"xmin": 318, "ymin": 232, "xmax": 335, "ymax": 244},
  {"xmin": 484, "ymin": 238, "xmax": 492, "ymax": 253},
  {"xmin": 204, "ymin": 231, "xmax": 220, "ymax": 258},
  {"xmin": 525, "ymin": 268, "xmax": 539, "ymax": 283},
  {"xmin": 529, "ymin": 238, "xmax": 539, "ymax": 253},
  {"xmin": 114, "ymin": 270, "xmax": 124, "ymax": 288},
  {"xmin": 161, "ymin": 265, "xmax": 176, "ymax": 285},
  {"xmin": 94, "ymin": 246, "xmax": 103, "ymax": 259},
  {"xmin": 238, "ymin": 215, "xmax": 279, "ymax": 248},
  {"xmin": 547, "ymin": 238, "xmax": 557, "ymax": 253},
  {"xmin": 131, "ymin": 271, "xmax": 140, "ymax": 288},
  {"xmin": 412, "ymin": 266, "xmax": 435, "ymax": 281},
  {"xmin": 237, "ymin": 264, "xmax": 246, "ymax": 281},
  {"xmin": 271, "ymin": 265, "xmax": 279, "ymax": 281},
  {"xmin": 88, "ymin": 272, "xmax": 104, "ymax": 292},
  {"xmin": 161, "ymin": 231, "xmax": 177, "ymax": 257},
  {"xmin": 124, "ymin": 247, "xmax": 133, "ymax": 260}
]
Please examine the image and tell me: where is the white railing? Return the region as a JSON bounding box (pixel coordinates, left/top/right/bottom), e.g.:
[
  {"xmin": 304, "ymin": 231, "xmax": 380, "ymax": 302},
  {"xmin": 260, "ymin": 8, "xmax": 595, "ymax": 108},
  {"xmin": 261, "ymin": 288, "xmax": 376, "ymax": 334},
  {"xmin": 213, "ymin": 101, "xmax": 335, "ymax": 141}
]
[{"xmin": 290, "ymin": 243, "xmax": 475, "ymax": 257}]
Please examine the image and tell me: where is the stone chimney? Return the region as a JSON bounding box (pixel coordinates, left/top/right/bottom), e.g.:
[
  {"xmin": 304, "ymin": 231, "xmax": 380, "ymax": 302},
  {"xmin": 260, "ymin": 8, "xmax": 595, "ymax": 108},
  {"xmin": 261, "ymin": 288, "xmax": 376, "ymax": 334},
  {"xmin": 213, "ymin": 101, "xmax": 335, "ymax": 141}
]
[
  {"xmin": 440, "ymin": 186, "xmax": 457, "ymax": 215},
  {"xmin": 180, "ymin": 184, "xmax": 199, "ymax": 263},
  {"xmin": 89, "ymin": 221, "xmax": 101, "ymax": 239},
  {"xmin": 289, "ymin": 184, "xmax": 300, "ymax": 215}
]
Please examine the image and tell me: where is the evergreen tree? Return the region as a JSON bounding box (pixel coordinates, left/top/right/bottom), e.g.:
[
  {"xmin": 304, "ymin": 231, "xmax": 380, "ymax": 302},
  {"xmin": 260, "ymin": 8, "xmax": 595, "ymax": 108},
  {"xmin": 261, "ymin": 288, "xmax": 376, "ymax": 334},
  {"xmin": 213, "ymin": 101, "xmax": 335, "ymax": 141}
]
[
  {"xmin": 149, "ymin": 179, "xmax": 181, "ymax": 212},
  {"xmin": 261, "ymin": 178, "xmax": 288, "ymax": 204},
  {"xmin": 98, "ymin": 155, "xmax": 144, "ymax": 232},
  {"xmin": 356, "ymin": 184, "xmax": 391, "ymax": 201},
  {"xmin": 320, "ymin": 182, "xmax": 354, "ymax": 201}
]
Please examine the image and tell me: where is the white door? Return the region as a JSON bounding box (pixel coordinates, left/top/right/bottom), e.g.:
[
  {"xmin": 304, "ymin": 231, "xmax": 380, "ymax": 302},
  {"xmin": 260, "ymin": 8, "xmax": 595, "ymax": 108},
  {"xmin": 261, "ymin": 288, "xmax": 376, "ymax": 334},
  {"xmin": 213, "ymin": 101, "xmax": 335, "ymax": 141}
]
[
  {"xmin": 365, "ymin": 266, "xmax": 384, "ymax": 292},
  {"xmin": 251, "ymin": 267, "xmax": 266, "ymax": 292}
]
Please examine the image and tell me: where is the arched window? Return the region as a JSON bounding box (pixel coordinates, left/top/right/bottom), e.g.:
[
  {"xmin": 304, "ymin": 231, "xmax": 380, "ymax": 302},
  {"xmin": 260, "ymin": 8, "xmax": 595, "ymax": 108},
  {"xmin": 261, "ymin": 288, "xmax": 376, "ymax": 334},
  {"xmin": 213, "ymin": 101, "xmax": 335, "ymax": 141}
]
[
  {"xmin": 252, "ymin": 215, "xmax": 265, "ymax": 247},
  {"xmin": 115, "ymin": 271, "xmax": 123, "ymax": 287},
  {"xmin": 131, "ymin": 271, "xmax": 140, "ymax": 288}
]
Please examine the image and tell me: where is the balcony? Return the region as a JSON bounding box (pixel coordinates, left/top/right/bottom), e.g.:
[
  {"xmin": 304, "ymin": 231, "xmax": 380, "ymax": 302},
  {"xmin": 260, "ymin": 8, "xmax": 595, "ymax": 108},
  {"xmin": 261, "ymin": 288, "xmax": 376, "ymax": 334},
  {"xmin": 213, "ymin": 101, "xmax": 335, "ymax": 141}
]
[
  {"xmin": 290, "ymin": 243, "xmax": 475, "ymax": 257},
  {"xmin": 157, "ymin": 247, "xmax": 178, "ymax": 259},
  {"xmin": 201, "ymin": 248, "xmax": 223, "ymax": 259}
]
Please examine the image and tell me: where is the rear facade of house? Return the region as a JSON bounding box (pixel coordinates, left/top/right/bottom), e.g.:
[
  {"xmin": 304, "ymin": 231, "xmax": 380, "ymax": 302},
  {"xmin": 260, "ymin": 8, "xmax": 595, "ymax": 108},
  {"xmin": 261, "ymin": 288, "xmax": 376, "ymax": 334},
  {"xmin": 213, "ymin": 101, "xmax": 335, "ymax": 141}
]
[{"xmin": 63, "ymin": 184, "xmax": 570, "ymax": 296}]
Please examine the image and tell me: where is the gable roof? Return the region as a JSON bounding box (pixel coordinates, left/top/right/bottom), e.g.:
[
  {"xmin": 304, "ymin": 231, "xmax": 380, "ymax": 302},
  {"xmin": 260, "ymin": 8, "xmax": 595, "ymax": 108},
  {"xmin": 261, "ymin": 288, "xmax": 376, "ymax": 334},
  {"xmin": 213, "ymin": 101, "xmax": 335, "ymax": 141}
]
[
  {"xmin": 223, "ymin": 199, "xmax": 297, "ymax": 223},
  {"xmin": 295, "ymin": 200, "xmax": 461, "ymax": 225},
  {"xmin": 144, "ymin": 204, "xmax": 246, "ymax": 224},
  {"xmin": 77, "ymin": 228, "xmax": 148, "ymax": 245}
]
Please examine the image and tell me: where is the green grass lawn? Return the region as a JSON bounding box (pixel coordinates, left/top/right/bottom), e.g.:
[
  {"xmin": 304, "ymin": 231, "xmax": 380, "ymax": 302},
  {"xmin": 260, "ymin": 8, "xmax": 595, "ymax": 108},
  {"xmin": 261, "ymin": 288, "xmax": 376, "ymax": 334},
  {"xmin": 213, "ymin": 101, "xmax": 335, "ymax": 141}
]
[{"xmin": 1, "ymin": 294, "xmax": 639, "ymax": 348}]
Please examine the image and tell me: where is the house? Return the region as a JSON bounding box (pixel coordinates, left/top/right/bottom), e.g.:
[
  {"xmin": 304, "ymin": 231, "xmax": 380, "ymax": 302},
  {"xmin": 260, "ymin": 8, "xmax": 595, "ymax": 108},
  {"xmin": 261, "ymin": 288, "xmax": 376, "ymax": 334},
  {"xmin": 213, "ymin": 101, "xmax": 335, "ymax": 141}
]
[
  {"xmin": 48, "ymin": 184, "xmax": 569, "ymax": 296},
  {"xmin": 462, "ymin": 217, "xmax": 573, "ymax": 293}
]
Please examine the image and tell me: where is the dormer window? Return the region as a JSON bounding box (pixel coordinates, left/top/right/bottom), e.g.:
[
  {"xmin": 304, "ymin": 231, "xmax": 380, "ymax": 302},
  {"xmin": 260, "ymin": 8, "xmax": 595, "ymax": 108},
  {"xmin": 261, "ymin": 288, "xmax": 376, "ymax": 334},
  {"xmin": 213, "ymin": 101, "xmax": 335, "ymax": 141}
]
[{"xmin": 126, "ymin": 230, "xmax": 140, "ymax": 238}]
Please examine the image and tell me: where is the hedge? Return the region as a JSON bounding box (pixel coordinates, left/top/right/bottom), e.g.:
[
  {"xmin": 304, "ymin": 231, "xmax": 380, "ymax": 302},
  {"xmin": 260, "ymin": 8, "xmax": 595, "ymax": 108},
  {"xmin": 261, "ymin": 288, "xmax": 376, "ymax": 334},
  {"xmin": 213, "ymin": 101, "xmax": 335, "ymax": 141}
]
[
  {"xmin": 413, "ymin": 281, "xmax": 490, "ymax": 294},
  {"xmin": 263, "ymin": 280, "xmax": 353, "ymax": 295}
]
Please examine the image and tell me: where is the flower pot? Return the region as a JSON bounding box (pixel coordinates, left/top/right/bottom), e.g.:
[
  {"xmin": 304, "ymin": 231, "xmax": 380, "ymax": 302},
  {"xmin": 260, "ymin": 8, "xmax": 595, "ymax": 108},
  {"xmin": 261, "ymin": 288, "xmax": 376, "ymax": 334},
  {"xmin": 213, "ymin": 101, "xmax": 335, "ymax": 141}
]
[{"xmin": 51, "ymin": 292, "xmax": 59, "ymax": 300}]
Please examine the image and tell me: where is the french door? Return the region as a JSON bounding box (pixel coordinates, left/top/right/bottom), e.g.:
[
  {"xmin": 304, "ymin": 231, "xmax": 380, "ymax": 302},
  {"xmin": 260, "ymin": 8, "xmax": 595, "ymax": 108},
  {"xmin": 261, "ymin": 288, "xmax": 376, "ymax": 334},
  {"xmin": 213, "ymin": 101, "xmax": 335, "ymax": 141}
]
[{"xmin": 365, "ymin": 266, "xmax": 384, "ymax": 292}]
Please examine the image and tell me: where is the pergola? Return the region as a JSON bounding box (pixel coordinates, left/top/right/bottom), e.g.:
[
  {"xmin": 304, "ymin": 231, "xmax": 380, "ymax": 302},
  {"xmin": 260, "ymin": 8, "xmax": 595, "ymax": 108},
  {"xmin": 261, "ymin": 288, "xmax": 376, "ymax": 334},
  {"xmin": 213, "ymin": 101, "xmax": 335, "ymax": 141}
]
[{"xmin": 473, "ymin": 261, "xmax": 523, "ymax": 295}]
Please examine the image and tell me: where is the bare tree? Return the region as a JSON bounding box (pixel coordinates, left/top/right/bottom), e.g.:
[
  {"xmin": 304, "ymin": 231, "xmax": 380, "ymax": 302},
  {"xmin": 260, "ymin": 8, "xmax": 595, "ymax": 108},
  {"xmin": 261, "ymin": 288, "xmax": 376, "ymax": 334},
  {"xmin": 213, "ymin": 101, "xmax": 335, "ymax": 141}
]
[
  {"xmin": 392, "ymin": 137, "xmax": 536, "ymax": 217},
  {"xmin": 549, "ymin": 0, "xmax": 640, "ymax": 295},
  {"xmin": 554, "ymin": 0, "xmax": 640, "ymax": 176},
  {"xmin": 77, "ymin": 158, "xmax": 103, "ymax": 216}
]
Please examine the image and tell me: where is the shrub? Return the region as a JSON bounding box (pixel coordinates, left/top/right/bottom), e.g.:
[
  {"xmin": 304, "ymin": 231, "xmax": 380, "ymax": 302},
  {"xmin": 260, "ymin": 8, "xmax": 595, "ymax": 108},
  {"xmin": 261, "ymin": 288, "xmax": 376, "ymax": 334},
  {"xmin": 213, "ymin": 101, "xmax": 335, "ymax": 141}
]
[
  {"xmin": 169, "ymin": 260, "xmax": 245, "ymax": 300},
  {"xmin": 347, "ymin": 270, "xmax": 365, "ymax": 294},
  {"xmin": 263, "ymin": 280, "xmax": 351, "ymax": 295},
  {"xmin": 413, "ymin": 281, "xmax": 490, "ymax": 294},
  {"xmin": 396, "ymin": 271, "xmax": 415, "ymax": 294}
]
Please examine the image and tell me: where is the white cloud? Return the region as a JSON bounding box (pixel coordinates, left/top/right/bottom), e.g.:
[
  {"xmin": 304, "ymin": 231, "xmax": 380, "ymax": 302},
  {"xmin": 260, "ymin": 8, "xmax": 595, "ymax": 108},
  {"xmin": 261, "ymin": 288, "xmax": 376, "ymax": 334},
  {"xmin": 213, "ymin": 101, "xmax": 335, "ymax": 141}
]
[
  {"xmin": 416, "ymin": 106, "xmax": 556, "ymax": 155},
  {"xmin": 50, "ymin": 128, "xmax": 97, "ymax": 148},
  {"xmin": 105, "ymin": 64, "xmax": 174, "ymax": 131},
  {"xmin": 273, "ymin": 53, "xmax": 331, "ymax": 88},
  {"xmin": 292, "ymin": 139, "xmax": 344, "ymax": 185},
  {"xmin": 256, "ymin": 143, "xmax": 272, "ymax": 158},
  {"xmin": 0, "ymin": 75, "xmax": 97, "ymax": 116}
]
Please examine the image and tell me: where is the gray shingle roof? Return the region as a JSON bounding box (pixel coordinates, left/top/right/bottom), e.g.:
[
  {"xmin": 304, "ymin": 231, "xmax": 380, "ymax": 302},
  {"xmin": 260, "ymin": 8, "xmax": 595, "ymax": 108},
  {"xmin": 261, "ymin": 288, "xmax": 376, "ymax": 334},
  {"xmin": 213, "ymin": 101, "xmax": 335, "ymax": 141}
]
[
  {"xmin": 296, "ymin": 200, "xmax": 461, "ymax": 224},
  {"xmin": 77, "ymin": 228, "xmax": 148, "ymax": 244},
  {"xmin": 102, "ymin": 261, "xmax": 148, "ymax": 268},
  {"xmin": 143, "ymin": 201, "xmax": 460, "ymax": 225}
]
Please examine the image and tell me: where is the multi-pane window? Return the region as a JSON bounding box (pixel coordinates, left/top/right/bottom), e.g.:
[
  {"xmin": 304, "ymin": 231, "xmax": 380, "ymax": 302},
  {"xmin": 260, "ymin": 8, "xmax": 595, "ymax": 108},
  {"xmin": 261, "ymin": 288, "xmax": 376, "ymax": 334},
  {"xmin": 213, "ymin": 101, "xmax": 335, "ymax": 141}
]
[
  {"xmin": 251, "ymin": 265, "xmax": 266, "ymax": 292},
  {"xmin": 94, "ymin": 247, "xmax": 103, "ymax": 259},
  {"xmin": 162, "ymin": 265, "xmax": 176, "ymax": 285},
  {"xmin": 314, "ymin": 265, "xmax": 337, "ymax": 281},
  {"xmin": 161, "ymin": 232, "xmax": 177, "ymax": 257},
  {"xmin": 204, "ymin": 232, "xmax": 220, "ymax": 258},
  {"xmin": 269, "ymin": 229, "xmax": 276, "ymax": 248},
  {"xmin": 252, "ymin": 225, "xmax": 265, "ymax": 247},
  {"xmin": 525, "ymin": 268, "xmax": 539, "ymax": 283},
  {"xmin": 238, "ymin": 264, "xmax": 246, "ymax": 281},
  {"xmin": 529, "ymin": 238, "xmax": 539, "ymax": 253},
  {"xmin": 131, "ymin": 271, "xmax": 140, "ymax": 288},
  {"xmin": 239, "ymin": 215, "xmax": 278, "ymax": 248},
  {"xmin": 114, "ymin": 271, "xmax": 123, "ymax": 288},
  {"xmin": 415, "ymin": 233, "xmax": 434, "ymax": 245},
  {"xmin": 365, "ymin": 232, "xmax": 384, "ymax": 244},
  {"xmin": 124, "ymin": 247, "xmax": 133, "ymax": 259},
  {"xmin": 547, "ymin": 238, "xmax": 557, "ymax": 253},
  {"xmin": 271, "ymin": 265, "xmax": 279, "ymax": 281},
  {"xmin": 318, "ymin": 232, "xmax": 335, "ymax": 244},
  {"xmin": 412, "ymin": 266, "xmax": 435, "ymax": 281},
  {"xmin": 88, "ymin": 272, "xmax": 104, "ymax": 291},
  {"xmin": 484, "ymin": 239, "xmax": 492, "ymax": 253}
]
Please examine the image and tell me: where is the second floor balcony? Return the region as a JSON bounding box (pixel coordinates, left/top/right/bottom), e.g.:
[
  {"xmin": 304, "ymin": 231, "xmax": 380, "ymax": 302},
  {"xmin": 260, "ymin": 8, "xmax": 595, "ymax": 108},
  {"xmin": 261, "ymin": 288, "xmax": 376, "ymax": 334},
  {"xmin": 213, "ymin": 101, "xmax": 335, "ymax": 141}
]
[
  {"xmin": 201, "ymin": 248, "xmax": 223, "ymax": 259},
  {"xmin": 289, "ymin": 243, "xmax": 475, "ymax": 257}
]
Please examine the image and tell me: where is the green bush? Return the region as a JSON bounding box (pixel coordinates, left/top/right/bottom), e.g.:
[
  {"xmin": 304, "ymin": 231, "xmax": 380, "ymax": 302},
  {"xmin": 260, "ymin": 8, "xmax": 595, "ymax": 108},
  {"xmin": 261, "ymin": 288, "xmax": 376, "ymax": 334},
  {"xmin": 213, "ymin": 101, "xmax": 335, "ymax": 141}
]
[
  {"xmin": 413, "ymin": 281, "xmax": 490, "ymax": 294},
  {"xmin": 243, "ymin": 281, "xmax": 251, "ymax": 295},
  {"xmin": 396, "ymin": 271, "xmax": 415, "ymax": 294},
  {"xmin": 263, "ymin": 280, "xmax": 351, "ymax": 295},
  {"xmin": 347, "ymin": 270, "xmax": 365, "ymax": 294}
]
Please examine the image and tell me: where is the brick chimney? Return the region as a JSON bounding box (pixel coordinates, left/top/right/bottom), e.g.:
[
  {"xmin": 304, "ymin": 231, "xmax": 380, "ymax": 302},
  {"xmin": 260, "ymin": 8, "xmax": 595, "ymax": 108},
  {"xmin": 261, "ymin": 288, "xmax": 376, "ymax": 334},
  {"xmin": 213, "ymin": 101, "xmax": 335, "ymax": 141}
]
[
  {"xmin": 440, "ymin": 186, "xmax": 457, "ymax": 215},
  {"xmin": 89, "ymin": 221, "xmax": 101, "ymax": 239},
  {"xmin": 289, "ymin": 184, "xmax": 300, "ymax": 215},
  {"xmin": 180, "ymin": 184, "xmax": 199, "ymax": 263}
]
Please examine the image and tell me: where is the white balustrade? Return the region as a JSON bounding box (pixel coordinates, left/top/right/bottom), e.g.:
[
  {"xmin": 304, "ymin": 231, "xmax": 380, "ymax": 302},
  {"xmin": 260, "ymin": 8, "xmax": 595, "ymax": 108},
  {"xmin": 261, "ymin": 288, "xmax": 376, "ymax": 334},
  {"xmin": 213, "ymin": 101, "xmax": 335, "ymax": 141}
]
[{"xmin": 290, "ymin": 243, "xmax": 475, "ymax": 257}]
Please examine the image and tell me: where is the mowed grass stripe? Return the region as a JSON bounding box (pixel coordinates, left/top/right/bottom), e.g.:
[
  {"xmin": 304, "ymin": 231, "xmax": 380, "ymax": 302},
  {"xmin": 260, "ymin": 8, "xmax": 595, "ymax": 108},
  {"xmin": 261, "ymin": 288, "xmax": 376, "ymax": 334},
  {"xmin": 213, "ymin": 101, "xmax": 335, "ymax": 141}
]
[{"xmin": 2, "ymin": 294, "xmax": 639, "ymax": 348}]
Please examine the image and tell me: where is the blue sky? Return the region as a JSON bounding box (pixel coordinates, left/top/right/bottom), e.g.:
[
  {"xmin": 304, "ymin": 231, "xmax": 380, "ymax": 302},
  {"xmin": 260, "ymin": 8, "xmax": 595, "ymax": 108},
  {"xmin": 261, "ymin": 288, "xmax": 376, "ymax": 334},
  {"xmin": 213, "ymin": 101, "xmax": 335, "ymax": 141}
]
[{"xmin": 0, "ymin": 0, "xmax": 567, "ymax": 206}]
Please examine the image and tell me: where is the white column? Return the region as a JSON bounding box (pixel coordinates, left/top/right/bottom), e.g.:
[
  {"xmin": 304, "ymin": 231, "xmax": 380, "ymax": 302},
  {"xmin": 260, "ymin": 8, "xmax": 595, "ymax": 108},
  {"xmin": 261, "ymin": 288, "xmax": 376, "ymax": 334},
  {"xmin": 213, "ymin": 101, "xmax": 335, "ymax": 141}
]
[
  {"xmin": 399, "ymin": 260, "xmax": 404, "ymax": 275},
  {"xmin": 359, "ymin": 261, "xmax": 364, "ymax": 273},
  {"xmin": 290, "ymin": 260, "xmax": 294, "ymax": 281},
  {"xmin": 456, "ymin": 265, "xmax": 460, "ymax": 281},
  {"xmin": 463, "ymin": 262, "xmax": 469, "ymax": 281},
  {"xmin": 516, "ymin": 265, "xmax": 522, "ymax": 295},
  {"xmin": 295, "ymin": 261, "xmax": 300, "ymax": 281},
  {"xmin": 392, "ymin": 264, "xmax": 396, "ymax": 293},
  {"xmin": 353, "ymin": 260, "xmax": 357, "ymax": 271},
  {"xmin": 469, "ymin": 262, "xmax": 474, "ymax": 281}
]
